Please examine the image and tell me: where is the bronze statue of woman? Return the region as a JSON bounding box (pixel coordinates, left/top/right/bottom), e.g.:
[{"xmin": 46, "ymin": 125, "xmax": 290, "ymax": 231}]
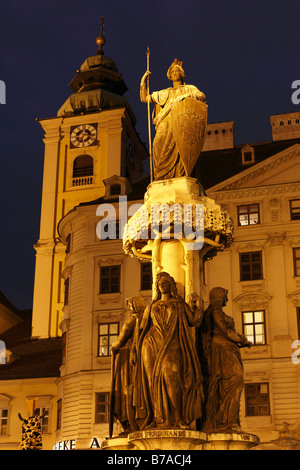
[
  {"xmin": 110, "ymin": 296, "xmax": 145, "ymax": 435},
  {"xmin": 133, "ymin": 272, "xmax": 204, "ymax": 430},
  {"xmin": 199, "ymin": 287, "xmax": 252, "ymax": 433},
  {"xmin": 140, "ymin": 59, "xmax": 207, "ymax": 181}
]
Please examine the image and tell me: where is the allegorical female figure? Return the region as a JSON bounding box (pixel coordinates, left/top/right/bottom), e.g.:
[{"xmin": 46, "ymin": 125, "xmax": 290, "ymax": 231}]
[
  {"xmin": 140, "ymin": 59, "xmax": 207, "ymax": 180},
  {"xmin": 110, "ymin": 296, "xmax": 145, "ymax": 434},
  {"xmin": 199, "ymin": 287, "xmax": 252, "ymax": 433},
  {"xmin": 133, "ymin": 272, "xmax": 204, "ymax": 430}
]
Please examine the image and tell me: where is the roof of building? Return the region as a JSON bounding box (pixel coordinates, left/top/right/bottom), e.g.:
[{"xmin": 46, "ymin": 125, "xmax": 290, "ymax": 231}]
[
  {"xmin": 0, "ymin": 337, "xmax": 62, "ymax": 380},
  {"xmin": 76, "ymin": 136, "xmax": 300, "ymax": 211},
  {"xmin": 0, "ymin": 290, "xmax": 20, "ymax": 316},
  {"xmin": 195, "ymin": 137, "xmax": 300, "ymax": 190},
  {"xmin": 0, "ymin": 309, "xmax": 62, "ymax": 380}
]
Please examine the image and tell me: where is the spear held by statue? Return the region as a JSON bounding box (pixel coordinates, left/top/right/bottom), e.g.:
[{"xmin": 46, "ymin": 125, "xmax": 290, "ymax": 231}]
[{"xmin": 146, "ymin": 47, "xmax": 153, "ymax": 182}]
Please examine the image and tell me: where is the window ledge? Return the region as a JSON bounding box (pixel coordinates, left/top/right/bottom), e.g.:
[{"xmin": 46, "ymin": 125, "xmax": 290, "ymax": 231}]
[
  {"xmin": 239, "ymin": 279, "xmax": 265, "ymax": 291},
  {"xmin": 98, "ymin": 292, "xmax": 122, "ymax": 304},
  {"xmin": 95, "ymin": 356, "xmax": 112, "ymax": 368},
  {"xmin": 67, "ymin": 182, "xmax": 96, "ymax": 191},
  {"xmin": 138, "ymin": 289, "xmax": 152, "ymax": 297},
  {"xmin": 242, "ymin": 344, "xmax": 270, "ymax": 359},
  {"xmin": 243, "ymin": 415, "xmax": 272, "ymax": 427}
]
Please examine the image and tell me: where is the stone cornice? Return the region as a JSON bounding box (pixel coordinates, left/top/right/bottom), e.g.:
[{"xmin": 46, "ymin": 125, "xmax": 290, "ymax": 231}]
[
  {"xmin": 223, "ymin": 147, "xmax": 300, "ymax": 191},
  {"xmin": 208, "ymin": 181, "xmax": 300, "ymax": 201},
  {"xmin": 288, "ymin": 289, "xmax": 300, "ymax": 307},
  {"xmin": 208, "ymin": 145, "xmax": 300, "ymax": 193},
  {"xmin": 234, "ymin": 291, "xmax": 272, "ymax": 310}
]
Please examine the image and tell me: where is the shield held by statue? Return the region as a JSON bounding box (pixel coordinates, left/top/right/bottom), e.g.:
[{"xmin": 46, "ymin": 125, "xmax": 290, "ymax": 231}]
[{"xmin": 171, "ymin": 97, "xmax": 208, "ymax": 176}]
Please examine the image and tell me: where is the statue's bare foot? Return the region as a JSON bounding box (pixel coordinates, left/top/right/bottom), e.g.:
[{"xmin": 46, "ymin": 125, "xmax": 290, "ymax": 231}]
[
  {"xmin": 175, "ymin": 421, "xmax": 188, "ymax": 430},
  {"xmin": 145, "ymin": 421, "xmax": 157, "ymax": 430}
]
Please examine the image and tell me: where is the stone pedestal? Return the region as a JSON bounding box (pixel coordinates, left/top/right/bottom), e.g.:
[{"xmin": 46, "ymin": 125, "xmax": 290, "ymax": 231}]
[
  {"xmin": 101, "ymin": 430, "xmax": 260, "ymax": 451},
  {"xmin": 101, "ymin": 436, "xmax": 135, "ymax": 451},
  {"xmin": 128, "ymin": 429, "xmax": 206, "ymax": 451},
  {"xmin": 203, "ymin": 432, "xmax": 260, "ymax": 450}
]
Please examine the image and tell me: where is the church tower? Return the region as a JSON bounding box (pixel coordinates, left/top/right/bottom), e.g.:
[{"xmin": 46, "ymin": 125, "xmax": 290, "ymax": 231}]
[{"xmin": 31, "ymin": 20, "xmax": 148, "ymax": 338}]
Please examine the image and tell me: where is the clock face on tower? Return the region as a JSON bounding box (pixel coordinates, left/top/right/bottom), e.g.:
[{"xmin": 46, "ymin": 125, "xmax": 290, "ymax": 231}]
[{"xmin": 70, "ymin": 124, "xmax": 97, "ymax": 148}]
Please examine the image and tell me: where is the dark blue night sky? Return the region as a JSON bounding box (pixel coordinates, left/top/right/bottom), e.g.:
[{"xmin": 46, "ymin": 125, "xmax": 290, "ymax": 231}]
[{"xmin": 0, "ymin": 0, "xmax": 300, "ymax": 309}]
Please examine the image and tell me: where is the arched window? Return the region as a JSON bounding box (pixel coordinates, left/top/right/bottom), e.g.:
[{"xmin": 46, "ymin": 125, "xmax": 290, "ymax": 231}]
[{"xmin": 72, "ymin": 155, "xmax": 94, "ymax": 186}]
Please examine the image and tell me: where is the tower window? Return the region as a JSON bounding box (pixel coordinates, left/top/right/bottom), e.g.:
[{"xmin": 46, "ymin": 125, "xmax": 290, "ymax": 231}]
[
  {"xmin": 72, "ymin": 155, "xmax": 94, "ymax": 186},
  {"xmin": 0, "ymin": 409, "xmax": 8, "ymax": 435}
]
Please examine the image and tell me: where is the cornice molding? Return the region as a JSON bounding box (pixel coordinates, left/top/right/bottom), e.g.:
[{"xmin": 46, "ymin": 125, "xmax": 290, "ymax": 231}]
[
  {"xmin": 234, "ymin": 291, "xmax": 272, "ymax": 310},
  {"xmin": 288, "ymin": 289, "xmax": 300, "ymax": 307},
  {"xmin": 209, "ymin": 181, "xmax": 300, "ymax": 201},
  {"xmin": 208, "ymin": 145, "xmax": 300, "ymax": 194},
  {"xmin": 96, "ymin": 255, "xmax": 124, "ymax": 266}
]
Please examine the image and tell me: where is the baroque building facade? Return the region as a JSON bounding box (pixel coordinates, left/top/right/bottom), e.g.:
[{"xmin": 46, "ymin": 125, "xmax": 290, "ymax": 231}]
[{"xmin": 0, "ymin": 33, "xmax": 300, "ymax": 449}]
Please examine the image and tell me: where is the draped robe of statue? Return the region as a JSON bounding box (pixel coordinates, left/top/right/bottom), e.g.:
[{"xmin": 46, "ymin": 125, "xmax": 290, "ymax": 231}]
[
  {"xmin": 199, "ymin": 287, "xmax": 251, "ymax": 433},
  {"xmin": 111, "ymin": 297, "xmax": 145, "ymax": 433},
  {"xmin": 150, "ymin": 84, "xmax": 206, "ymax": 180},
  {"xmin": 132, "ymin": 273, "xmax": 204, "ymax": 430}
]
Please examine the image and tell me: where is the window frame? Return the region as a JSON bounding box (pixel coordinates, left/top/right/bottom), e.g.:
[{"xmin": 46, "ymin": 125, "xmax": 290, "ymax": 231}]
[
  {"xmin": 293, "ymin": 248, "xmax": 300, "ymax": 277},
  {"xmin": 64, "ymin": 277, "xmax": 70, "ymax": 306},
  {"xmin": 296, "ymin": 307, "xmax": 300, "ymax": 341},
  {"xmin": 140, "ymin": 262, "xmax": 153, "ymax": 291},
  {"xmin": 65, "ymin": 233, "xmax": 71, "ymax": 254},
  {"xmin": 245, "ymin": 383, "xmax": 270, "ymax": 417},
  {"xmin": 240, "ymin": 251, "xmax": 263, "ymax": 281},
  {"xmin": 242, "ymin": 310, "xmax": 266, "ymax": 345},
  {"xmin": 72, "ymin": 154, "xmax": 94, "ymax": 178},
  {"xmin": 290, "ymin": 199, "xmax": 300, "ymax": 221},
  {"xmin": 98, "ymin": 322, "xmax": 119, "ymax": 357},
  {"xmin": 34, "ymin": 407, "xmax": 50, "ymax": 434},
  {"xmin": 95, "ymin": 392, "xmax": 110, "ymax": 424},
  {"xmin": 0, "ymin": 408, "xmax": 8, "ymax": 436},
  {"xmin": 99, "ymin": 265, "xmax": 121, "ymax": 294},
  {"xmin": 241, "ymin": 146, "xmax": 255, "ymax": 165},
  {"xmin": 61, "ymin": 332, "xmax": 66, "ymax": 365},
  {"xmin": 56, "ymin": 399, "xmax": 62, "ymax": 430},
  {"xmin": 237, "ymin": 204, "xmax": 260, "ymax": 226}
]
